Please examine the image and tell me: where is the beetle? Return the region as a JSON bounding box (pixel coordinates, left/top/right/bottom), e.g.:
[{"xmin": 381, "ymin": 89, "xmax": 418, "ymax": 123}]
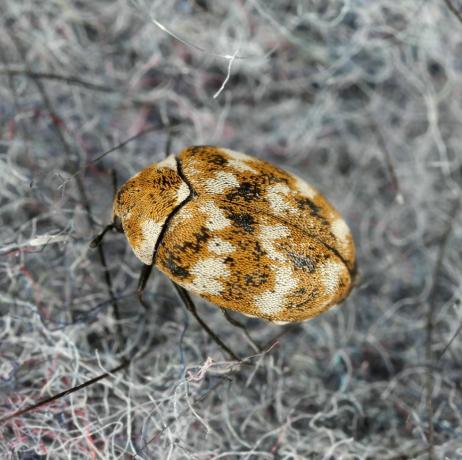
[{"xmin": 95, "ymin": 146, "xmax": 356, "ymax": 327}]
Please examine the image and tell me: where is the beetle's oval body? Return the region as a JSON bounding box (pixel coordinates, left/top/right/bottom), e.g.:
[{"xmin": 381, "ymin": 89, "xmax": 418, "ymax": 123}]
[{"xmin": 113, "ymin": 146, "xmax": 356, "ymax": 322}]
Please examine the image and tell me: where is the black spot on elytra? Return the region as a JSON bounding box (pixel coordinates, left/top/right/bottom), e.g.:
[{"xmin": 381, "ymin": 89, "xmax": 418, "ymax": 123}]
[
  {"xmin": 296, "ymin": 197, "xmax": 322, "ymax": 216},
  {"xmin": 288, "ymin": 289, "xmax": 319, "ymax": 310},
  {"xmin": 224, "ymin": 256, "xmax": 235, "ymax": 266},
  {"xmin": 228, "ymin": 212, "xmax": 255, "ymax": 232},
  {"xmin": 163, "ymin": 254, "xmax": 189, "ymax": 279},
  {"xmin": 188, "ymin": 146, "xmax": 228, "ymax": 167},
  {"xmin": 226, "ymin": 181, "xmax": 261, "ymax": 202},
  {"xmin": 176, "ymin": 226, "xmax": 210, "ymax": 253},
  {"xmin": 207, "ymin": 153, "xmax": 228, "ymax": 166},
  {"xmin": 244, "ymin": 272, "xmax": 269, "ymax": 287},
  {"xmin": 190, "ymin": 146, "xmax": 209, "ymax": 156},
  {"xmin": 310, "ymin": 288, "xmax": 319, "ymax": 299},
  {"xmin": 288, "ymin": 252, "xmax": 315, "ymax": 272},
  {"xmin": 262, "ymin": 172, "xmax": 289, "ymax": 186}
]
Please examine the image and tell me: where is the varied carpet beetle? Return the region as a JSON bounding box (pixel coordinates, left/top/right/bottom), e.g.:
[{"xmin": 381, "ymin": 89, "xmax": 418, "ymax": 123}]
[{"xmin": 109, "ymin": 146, "xmax": 356, "ymax": 323}]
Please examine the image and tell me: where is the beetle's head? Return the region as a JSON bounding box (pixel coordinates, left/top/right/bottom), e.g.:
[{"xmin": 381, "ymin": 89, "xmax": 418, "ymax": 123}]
[{"xmin": 112, "ymin": 155, "xmax": 190, "ymax": 265}]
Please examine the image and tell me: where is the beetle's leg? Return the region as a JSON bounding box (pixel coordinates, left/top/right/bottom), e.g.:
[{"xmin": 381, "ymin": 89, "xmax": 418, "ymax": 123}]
[
  {"xmin": 90, "ymin": 224, "xmax": 115, "ymax": 248},
  {"xmin": 172, "ymin": 282, "xmax": 241, "ymax": 361},
  {"xmin": 220, "ymin": 308, "xmax": 261, "ymax": 352},
  {"xmin": 137, "ymin": 263, "xmax": 154, "ymax": 310}
]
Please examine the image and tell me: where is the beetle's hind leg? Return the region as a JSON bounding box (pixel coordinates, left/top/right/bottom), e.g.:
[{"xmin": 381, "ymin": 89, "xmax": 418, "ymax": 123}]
[
  {"xmin": 220, "ymin": 308, "xmax": 261, "ymax": 353},
  {"xmin": 172, "ymin": 282, "xmax": 241, "ymax": 361}
]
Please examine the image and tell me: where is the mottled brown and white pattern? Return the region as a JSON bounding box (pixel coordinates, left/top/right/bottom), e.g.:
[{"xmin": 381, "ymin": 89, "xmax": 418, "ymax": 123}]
[{"xmin": 113, "ymin": 146, "xmax": 357, "ymax": 322}]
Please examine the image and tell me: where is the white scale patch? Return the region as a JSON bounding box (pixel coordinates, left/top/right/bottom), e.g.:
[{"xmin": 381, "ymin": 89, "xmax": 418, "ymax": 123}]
[
  {"xmin": 221, "ymin": 148, "xmax": 252, "ymax": 162},
  {"xmin": 228, "ymin": 158, "xmax": 258, "ymax": 173},
  {"xmin": 255, "ymin": 266, "xmax": 298, "ymax": 315},
  {"xmin": 135, "ymin": 219, "xmax": 163, "ymax": 265},
  {"xmin": 295, "ymin": 175, "xmax": 317, "ymax": 200},
  {"xmin": 222, "ymin": 148, "xmax": 259, "ymax": 173},
  {"xmin": 176, "ymin": 181, "xmax": 190, "ymax": 204},
  {"xmin": 204, "ymin": 171, "xmax": 240, "ymax": 194},
  {"xmin": 259, "ymin": 225, "xmax": 290, "ymax": 262},
  {"xmin": 186, "ymin": 258, "xmax": 230, "ymax": 296},
  {"xmin": 186, "ymin": 236, "xmax": 234, "ymax": 297},
  {"xmin": 157, "ymin": 154, "xmax": 177, "ymax": 170},
  {"xmin": 330, "ymin": 218, "xmax": 351, "ymax": 246},
  {"xmin": 266, "ymin": 184, "xmax": 297, "ymax": 215},
  {"xmin": 319, "ymin": 260, "xmax": 344, "ymax": 297},
  {"xmin": 208, "ymin": 237, "xmax": 235, "ymax": 255},
  {"xmin": 200, "ymin": 201, "xmax": 231, "ymax": 231},
  {"xmin": 255, "ymin": 225, "xmax": 297, "ymax": 314}
]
